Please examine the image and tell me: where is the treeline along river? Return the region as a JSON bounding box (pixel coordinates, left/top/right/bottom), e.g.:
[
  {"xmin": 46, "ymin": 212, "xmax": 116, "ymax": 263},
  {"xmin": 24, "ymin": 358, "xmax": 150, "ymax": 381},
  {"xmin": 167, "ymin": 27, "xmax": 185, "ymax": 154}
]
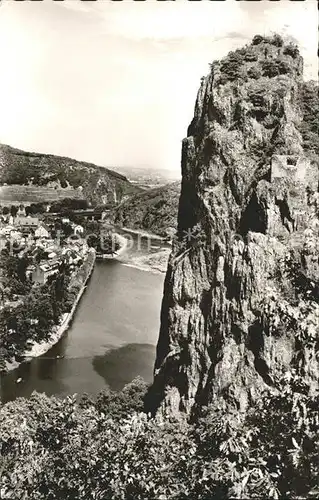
[{"xmin": 0, "ymin": 233, "xmax": 165, "ymax": 403}]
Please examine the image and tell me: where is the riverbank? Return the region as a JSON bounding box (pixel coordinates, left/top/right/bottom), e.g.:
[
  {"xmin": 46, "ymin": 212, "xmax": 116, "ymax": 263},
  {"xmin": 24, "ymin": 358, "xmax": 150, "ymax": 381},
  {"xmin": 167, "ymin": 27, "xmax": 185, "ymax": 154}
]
[
  {"xmin": 121, "ymin": 248, "xmax": 170, "ymax": 274},
  {"xmin": 3, "ymin": 249, "xmax": 96, "ymax": 374},
  {"xmin": 96, "ymin": 233, "xmax": 128, "ymax": 260},
  {"xmin": 114, "ymin": 234, "xmax": 129, "ymax": 257}
]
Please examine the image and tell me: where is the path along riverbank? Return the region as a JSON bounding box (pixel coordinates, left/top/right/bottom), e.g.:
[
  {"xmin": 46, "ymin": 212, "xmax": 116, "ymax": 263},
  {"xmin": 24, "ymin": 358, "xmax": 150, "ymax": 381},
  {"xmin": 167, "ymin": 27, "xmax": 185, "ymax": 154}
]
[
  {"xmin": 3, "ymin": 249, "xmax": 96, "ymax": 374},
  {"xmin": 1, "ymin": 232, "xmax": 168, "ymax": 375},
  {"xmin": 120, "ymin": 248, "xmax": 170, "ymax": 274},
  {"xmin": 116, "ymin": 228, "xmax": 171, "ymax": 274},
  {"xmin": 2, "ymin": 233, "xmax": 130, "ymax": 374}
]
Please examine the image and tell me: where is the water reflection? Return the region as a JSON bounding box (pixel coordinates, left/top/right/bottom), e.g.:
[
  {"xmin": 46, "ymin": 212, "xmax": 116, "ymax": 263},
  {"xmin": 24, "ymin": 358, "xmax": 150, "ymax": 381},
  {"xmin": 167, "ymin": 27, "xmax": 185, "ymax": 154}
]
[
  {"xmin": 93, "ymin": 343, "xmax": 156, "ymax": 391},
  {"xmin": 0, "ymin": 358, "xmax": 68, "ymax": 403},
  {"xmin": 1, "ymin": 242, "xmax": 164, "ymax": 404}
]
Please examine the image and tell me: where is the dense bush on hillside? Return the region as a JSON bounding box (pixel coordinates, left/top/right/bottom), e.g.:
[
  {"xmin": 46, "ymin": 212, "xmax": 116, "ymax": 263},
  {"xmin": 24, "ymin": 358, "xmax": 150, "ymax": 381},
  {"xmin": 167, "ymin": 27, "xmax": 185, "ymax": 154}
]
[
  {"xmin": 22, "ymin": 198, "xmax": 90, "ymax": 216},
  {"xmin": 283, "ymin": 43, "xmax": 300, "ymax": 59},
  {"xmin": 114, "ymin": 181, "xmax": 180, "ymax": 236},
  {"xmin": 0, "ymin": 374, "xmax": 317, "ymax": 499},
  {"xmin": 247, "ymin": 66, "xmax": 262, "ymax": 80}
]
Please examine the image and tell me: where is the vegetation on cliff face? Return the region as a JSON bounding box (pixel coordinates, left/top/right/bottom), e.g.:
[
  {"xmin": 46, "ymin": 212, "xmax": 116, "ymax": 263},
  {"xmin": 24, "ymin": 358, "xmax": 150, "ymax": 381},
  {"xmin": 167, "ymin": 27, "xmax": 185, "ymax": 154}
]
[
  {"xmin": 113, "ymin": 181, "xmax": 180, "ymax": 236},
  {"xmin": 206, "ymin": 34, "xmax": 302, "ymax": 89},
  {"xmin": 0, "ymin": 144, "xmax": 140, "ymax": 205},
  {"xmin": 298, "ymin": 81, "xmax": 319, "ymax": 158}
]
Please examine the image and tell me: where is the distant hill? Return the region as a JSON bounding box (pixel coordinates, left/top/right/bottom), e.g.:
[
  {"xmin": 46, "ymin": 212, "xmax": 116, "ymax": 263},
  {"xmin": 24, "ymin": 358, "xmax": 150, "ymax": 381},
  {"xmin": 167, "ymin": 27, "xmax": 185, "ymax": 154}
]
[
  {"xmin": 113, "ymin": 181, "xmax": 181, "ymax": 236},
  {"xmin": 0, "ymin": 144, "xmax": 141, "ymax": 205}
]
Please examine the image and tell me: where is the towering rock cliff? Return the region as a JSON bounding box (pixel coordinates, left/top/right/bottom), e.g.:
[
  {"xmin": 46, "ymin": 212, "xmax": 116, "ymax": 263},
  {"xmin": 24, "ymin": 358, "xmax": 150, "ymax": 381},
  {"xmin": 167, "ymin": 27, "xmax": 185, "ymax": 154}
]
[{"xmin": 148, "ymin": 35, "xmax": 319, "ymax": 417}]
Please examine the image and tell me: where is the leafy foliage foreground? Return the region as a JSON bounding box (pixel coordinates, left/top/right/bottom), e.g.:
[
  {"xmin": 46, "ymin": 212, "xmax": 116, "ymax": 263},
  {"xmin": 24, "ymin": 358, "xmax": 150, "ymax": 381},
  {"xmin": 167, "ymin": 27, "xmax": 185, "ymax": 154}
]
[{"xmin": 0, "ymin": 376, "xmax": 318, "ymax": 499}]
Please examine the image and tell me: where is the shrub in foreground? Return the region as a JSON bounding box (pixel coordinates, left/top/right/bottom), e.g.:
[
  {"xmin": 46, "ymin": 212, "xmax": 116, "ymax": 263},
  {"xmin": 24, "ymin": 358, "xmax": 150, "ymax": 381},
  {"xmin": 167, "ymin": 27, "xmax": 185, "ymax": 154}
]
[{"xmin": 0, "ymin": 375, "xmax": 318, "ymax": 499}]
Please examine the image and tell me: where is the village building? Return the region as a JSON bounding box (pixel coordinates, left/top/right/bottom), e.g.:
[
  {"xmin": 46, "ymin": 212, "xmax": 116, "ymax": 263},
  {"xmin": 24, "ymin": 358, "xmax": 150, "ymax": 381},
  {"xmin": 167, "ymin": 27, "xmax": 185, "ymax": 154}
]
[
  {"xmin": 0, "ymin": 237, "xmax": 7, "ymax": 251},
  {"xmin": 15, "ymin": 216, "xmax": 39, "ymax": 228},
  {"xmin": 14, "ymin": 216, "xmax": 39, "ymax": 237},
  {"xmin": 26, "ymin": 264, "xmax": 36, "ymax": 280},
  {"xmin": 16, "ymin": 205, "xmax": 26, "ymax": 217},
  {"xmin": 73, "ymin": 224, "xmax": 84, "ymax": 236},
  {"xmin": 31, "ymin": 261, "xmax": 60, "ymax": 284},
  {"xmin": 266, "ymin": 154, "xmax": 318, "ymax": 237},
  {"xmin": 34, "ymin": 223, "xmax": 51, "ymax": 239}
]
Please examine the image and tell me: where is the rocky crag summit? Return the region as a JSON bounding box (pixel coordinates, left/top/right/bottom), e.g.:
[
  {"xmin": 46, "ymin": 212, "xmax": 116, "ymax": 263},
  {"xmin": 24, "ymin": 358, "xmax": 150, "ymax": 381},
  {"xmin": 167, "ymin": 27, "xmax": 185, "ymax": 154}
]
[{"xmin": 148, "ymin": 35, "xmax": 319, "ymax": 417}]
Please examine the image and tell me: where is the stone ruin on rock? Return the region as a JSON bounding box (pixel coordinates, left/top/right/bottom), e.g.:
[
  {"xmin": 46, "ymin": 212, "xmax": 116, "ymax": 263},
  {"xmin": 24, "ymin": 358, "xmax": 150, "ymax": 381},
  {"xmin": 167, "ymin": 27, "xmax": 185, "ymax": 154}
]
[
  {"xmin": 268, "ymin": 155, "xmax": 318, "ymax": 236},
  {"xmin": 270, "ymin": 154, "xmax": 309, "ymax": 183}
]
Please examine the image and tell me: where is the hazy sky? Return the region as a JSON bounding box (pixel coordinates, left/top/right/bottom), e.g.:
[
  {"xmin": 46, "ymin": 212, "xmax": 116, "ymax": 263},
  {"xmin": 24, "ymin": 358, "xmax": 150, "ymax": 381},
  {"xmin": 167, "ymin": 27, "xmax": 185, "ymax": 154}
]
[{"xmin": 0, "ymin": 0, "xmax": 317, "ymax": 173}]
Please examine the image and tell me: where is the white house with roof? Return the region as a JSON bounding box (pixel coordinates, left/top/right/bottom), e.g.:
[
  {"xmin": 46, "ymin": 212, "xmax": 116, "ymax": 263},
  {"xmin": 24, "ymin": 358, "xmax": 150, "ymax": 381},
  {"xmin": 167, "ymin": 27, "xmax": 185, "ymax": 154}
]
[
  {"xmin": 32, "ymin": 261, "xmax": 60, "ymax": 284},
  {"xmin": 35, "ymin": 223, "xmax": 51, "ymax": 239},
  {"xmin": 15, "ymin": 216, "xmax": 39, "ymax": 228},
  {"xmin": 73, "ymin": 224, "xmax": 84, "ymax": 236}
]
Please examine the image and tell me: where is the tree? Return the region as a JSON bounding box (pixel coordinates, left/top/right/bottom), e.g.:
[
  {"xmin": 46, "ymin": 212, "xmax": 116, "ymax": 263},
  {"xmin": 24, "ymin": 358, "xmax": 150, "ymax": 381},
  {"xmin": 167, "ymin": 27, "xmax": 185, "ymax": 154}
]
[
  {"xmin": 0, "ymin": 378, "xmax": 318, "ymax": 500},
  {"xmin": 271, "ymin": 34, "xmax": 284, "ymax": 47},
  {"xmin": 61, "ymin": 222, "xmax": 73, "ymax": 239},
  {"xmin": 94, "ymin": 377, "xmax": 148, "ymax": 419},
  {"xmin": 10, "ymin": 205, "xmax": 18, "ymax": 217},
  {"xmin": 16, "ymin": 256, "xmax": 29, "ymax": 282},
  {"xmin": 283, "ymin": 43, "xmax": 300, "ymax": 59},
  {"xmin": 262, "ymin": 59, "xmax": 293, "ymax": 78},
  {"xmin": 252, "ymin": 34, "xmax": 265, "ymax": 45},
  {"xmin": 220, "ymin": 51, "xmax": 244, "ymax": 83},
  {"xmin": 298, "ymin": 81, "xmax": 319, "ymax": 155}
]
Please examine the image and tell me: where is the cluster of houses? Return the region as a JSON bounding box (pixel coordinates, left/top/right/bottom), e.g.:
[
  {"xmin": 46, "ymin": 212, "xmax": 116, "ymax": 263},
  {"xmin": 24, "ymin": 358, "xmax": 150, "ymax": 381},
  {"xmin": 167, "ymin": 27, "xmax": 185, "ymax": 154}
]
[
  {"xmin": 25, "ymin": 239, "xmax": 89, "ymax": 285},
  {"xmin": 0, "ymin": 210, "xmax": 88, "ymax": 286}
]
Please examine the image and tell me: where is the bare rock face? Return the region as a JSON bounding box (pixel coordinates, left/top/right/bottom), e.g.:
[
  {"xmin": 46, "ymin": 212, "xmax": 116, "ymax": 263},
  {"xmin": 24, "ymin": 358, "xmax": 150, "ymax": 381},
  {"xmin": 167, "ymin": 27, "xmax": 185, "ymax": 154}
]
[{"xmin": 147, "ymin": 35, "xmax": 319, "ymax": 417}]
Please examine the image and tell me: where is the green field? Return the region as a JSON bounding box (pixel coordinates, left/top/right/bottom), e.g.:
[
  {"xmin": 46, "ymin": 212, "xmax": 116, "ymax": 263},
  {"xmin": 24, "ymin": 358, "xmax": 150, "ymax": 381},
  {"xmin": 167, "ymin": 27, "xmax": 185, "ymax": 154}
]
[{"xmin": 0, "ymin": 185, "xmax": 84, "ymax": 205}]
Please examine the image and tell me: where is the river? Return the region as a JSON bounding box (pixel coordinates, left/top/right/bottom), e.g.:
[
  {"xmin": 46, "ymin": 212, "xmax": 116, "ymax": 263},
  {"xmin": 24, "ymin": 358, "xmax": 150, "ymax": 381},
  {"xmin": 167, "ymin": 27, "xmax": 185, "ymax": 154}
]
[{"xmin": 0, "ymin": 235, "xmax": 166, "ymax": 403}]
